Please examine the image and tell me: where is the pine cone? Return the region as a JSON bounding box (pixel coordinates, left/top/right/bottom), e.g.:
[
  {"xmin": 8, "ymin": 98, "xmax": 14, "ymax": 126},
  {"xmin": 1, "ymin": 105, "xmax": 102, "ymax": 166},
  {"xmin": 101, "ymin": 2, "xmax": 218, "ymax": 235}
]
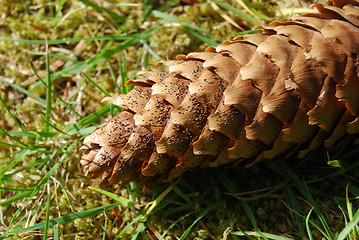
[{"xmin": 81, "ymin": 0, "xmax": 359, "ymax": 187}]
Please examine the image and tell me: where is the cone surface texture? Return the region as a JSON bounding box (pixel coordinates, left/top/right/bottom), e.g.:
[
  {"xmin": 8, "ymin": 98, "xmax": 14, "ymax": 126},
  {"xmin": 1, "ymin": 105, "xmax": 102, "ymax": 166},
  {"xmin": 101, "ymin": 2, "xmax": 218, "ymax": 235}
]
[{"xmin": 81, "ymin": 0, "xmax": 359, "ymax": 186}]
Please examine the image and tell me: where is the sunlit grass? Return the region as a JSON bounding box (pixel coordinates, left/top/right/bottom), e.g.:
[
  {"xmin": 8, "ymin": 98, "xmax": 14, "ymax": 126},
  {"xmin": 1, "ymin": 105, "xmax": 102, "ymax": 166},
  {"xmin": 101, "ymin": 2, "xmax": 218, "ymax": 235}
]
[{"xmin": 0, "ymin": 0, "xmax": 358, "ymax": 239}]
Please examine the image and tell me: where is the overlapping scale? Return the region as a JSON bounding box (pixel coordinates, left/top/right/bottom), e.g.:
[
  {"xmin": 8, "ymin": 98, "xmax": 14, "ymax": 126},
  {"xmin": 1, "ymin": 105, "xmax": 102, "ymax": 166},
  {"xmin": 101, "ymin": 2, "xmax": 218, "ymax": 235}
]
[{"xmin": 81, "ymin": 0, "xmax": 359, "ymax": 187}]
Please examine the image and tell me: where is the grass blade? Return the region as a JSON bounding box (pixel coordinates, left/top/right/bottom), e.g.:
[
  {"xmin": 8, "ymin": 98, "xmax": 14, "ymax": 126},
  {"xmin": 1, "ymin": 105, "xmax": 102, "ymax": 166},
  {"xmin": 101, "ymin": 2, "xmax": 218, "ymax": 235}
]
[
  {"xmin": 305, "ymin": 207, "xmax": 314, "ymax": 240},
  {"xmin": 182, "ymin": 22, "xmax": 219, "ymax": 47},
  {"xmin": 211, "ymin": 0, "xmax": 261, "ymax": 25},
  {"xmin": 81, "ymin": 72, "xmax": 111, "ymax": 97},
  {"xmin": 88, "ymin": 187, "xmax": 132, "ymax": 207},
  {"xmin": 6, "ymin": 202, "xmax": 121, "ymax": 235},
  {"xmin": 44, "ymin": 43, "xmax": 52, "ymax": 133},
  {"xmin": 54, "ymin": 224, "xmax": 60, "ymax": 240},
  {"xmin": 179, "ymin": 198, "xmax": 223, "ymax": 240},
  {"xmin": 0, "ymin": 128, "xmax": 29, "ymax": 148},
  {"xmin": 143, "ymin": 186, "xmax": 172, "ymax": 219},
  {"xmin": 0, "ymin": 95, "xmax": 27, "ymax": 132},
  {"xmin": 0, "ymin": 78, "xmax": 46, "ymax": 105},
  {"xmin": 283, "ymin": 188, "xmax": 305, "ymax": 238},
  {"xmin": 231, "ymin": 230, "xmax": 294, "ymax": 240},
  {"xmin": 336, "ymin": 209, "xmax": 359, "ymax": 240},
  {"xmin": 0, "ymin": 191, "xmax": 32, "ymax": 207},
  {"xmin": 43, "ymin": 184, "xmax": 51, "ymax": 240},
  {"xmin": 65, "ymin": 105, "xmax": 111, "ymax": 135},
  {"xmin": 159, "ymin": 211, "xmax": 195, "ymax": 239},
  {"xmin": 170, "ymin": 182, "xmax": 191, "ymax": 203}
]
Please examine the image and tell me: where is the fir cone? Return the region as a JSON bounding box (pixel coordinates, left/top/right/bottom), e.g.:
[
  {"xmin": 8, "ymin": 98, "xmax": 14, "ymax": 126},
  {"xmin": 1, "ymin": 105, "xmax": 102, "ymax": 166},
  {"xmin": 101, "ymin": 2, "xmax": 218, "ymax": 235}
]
[{"xmin": 81, "ymin": 0, "xmax": 359, "ymax": 187}]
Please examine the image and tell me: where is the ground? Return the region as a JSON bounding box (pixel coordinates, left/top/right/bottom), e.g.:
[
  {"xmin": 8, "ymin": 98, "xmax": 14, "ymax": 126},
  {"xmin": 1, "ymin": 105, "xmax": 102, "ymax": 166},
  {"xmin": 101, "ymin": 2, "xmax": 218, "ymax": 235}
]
[{"xmin": 0, "ymin": 0, "xmax": 358, "ymax": 239}]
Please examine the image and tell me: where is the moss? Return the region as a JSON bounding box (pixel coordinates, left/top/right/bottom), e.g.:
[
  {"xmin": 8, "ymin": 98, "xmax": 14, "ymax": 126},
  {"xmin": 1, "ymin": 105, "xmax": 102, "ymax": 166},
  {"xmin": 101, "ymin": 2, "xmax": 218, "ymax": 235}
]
[{"xmin": 1, "ymin": 0, "xmax": 355, "ymax": 239}]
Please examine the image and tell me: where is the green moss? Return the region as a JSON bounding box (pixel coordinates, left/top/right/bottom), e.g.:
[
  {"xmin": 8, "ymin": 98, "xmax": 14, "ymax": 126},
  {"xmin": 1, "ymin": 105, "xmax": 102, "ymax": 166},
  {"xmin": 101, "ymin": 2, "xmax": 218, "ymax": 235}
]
[{"xmin": 1, "ymin": 0, "xmax": 356, "ymax": 239}]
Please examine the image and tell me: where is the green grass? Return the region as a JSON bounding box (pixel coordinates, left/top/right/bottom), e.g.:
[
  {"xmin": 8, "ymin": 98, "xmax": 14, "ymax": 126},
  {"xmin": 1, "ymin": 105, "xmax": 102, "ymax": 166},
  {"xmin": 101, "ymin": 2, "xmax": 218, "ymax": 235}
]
[{"xmin": 0, "ymin": 0, "xmax": 358, "ymax": 239}]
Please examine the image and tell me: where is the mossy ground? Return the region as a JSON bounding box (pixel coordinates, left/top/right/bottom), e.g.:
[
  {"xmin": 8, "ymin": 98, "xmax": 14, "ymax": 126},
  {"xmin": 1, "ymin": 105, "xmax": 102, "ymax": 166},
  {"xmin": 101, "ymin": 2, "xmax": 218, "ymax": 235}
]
[{"xmin": 0, "ymin": 0, "xmax": 357, "ymax": 239}]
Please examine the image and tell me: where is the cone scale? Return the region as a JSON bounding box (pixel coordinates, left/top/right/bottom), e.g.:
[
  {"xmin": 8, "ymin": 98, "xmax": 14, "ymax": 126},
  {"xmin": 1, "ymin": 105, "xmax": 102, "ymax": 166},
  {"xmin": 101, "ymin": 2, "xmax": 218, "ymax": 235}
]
[{"xmin": 81, "ymin": 0, "xmax": 359, "ymax": 187}]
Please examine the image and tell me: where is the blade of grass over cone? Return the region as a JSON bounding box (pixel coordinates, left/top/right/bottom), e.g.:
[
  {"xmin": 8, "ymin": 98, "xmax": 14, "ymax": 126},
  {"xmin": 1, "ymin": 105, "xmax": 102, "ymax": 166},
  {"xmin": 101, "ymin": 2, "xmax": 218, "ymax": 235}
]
[
  {"xmin": 88, "ymin": 187, "xmax": 132, "ymax": 207},
  {"xmin": 280, "ymin": 7, "xmax": 318, "ymax": 17},
  {"xmin": 5, "ymin": 202, "xmax": 122, "ymax": 236}
]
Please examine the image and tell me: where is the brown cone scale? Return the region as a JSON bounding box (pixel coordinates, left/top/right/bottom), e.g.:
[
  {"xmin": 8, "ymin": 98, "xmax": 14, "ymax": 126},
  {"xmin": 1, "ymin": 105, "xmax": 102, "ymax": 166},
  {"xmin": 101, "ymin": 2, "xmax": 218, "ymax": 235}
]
[{"xmin": 81, "ymin": 0, "xmax": 359, "ymax": 186}]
